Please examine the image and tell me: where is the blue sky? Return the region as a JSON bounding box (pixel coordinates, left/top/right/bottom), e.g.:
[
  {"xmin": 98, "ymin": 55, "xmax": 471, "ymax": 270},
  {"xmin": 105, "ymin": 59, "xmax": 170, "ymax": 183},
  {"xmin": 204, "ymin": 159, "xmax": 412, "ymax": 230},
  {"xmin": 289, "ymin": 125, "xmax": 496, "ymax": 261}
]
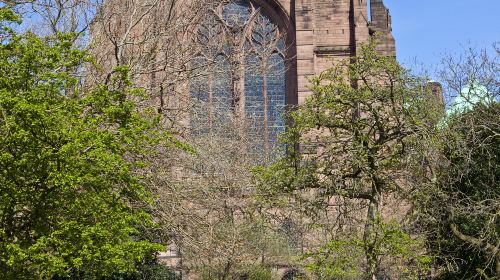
[{"xmin": 384, "ymin": 0, "xmax": 500, "ymax": 72}]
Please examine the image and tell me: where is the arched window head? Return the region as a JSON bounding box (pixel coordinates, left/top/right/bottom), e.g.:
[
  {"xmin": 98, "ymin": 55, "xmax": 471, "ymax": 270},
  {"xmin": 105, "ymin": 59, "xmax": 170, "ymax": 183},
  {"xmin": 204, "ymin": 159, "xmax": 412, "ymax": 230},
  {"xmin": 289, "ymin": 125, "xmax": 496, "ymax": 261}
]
[{"xmin": 191, "ymin": 0, "xmax": 288, "ymax": 161}]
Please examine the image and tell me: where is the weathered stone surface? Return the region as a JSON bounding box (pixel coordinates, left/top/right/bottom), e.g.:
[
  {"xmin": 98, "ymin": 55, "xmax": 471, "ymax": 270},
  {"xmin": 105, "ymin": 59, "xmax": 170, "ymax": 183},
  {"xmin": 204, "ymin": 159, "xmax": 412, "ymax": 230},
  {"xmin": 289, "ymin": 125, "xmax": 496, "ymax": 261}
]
[{"xmin": 263, "ymin": 0, "xmax": 396, "ymax": 104}]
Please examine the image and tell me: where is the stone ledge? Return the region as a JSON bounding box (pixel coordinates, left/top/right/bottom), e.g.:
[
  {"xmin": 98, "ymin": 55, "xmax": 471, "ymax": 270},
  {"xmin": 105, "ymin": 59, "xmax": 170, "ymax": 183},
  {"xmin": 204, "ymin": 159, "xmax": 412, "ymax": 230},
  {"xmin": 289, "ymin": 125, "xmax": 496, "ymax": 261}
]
[{"xmin": 313, "ymin": 45, "xmax": 352, "ymax": 56}]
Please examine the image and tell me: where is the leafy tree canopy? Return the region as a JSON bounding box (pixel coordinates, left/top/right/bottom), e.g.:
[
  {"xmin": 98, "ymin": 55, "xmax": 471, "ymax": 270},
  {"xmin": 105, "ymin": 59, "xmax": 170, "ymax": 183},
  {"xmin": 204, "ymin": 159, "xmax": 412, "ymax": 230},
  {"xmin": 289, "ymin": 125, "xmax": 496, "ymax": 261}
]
[
  {"xmin": 424, "ymin": 102, "xmax": 500, "ymax": 279},
  {"xmin": 255, "ymin": 41, "xmax": 439, "ymax": 279},
  {"xmin": 0, "ymin": 8, "xmax": 179, "ymax": 279}
]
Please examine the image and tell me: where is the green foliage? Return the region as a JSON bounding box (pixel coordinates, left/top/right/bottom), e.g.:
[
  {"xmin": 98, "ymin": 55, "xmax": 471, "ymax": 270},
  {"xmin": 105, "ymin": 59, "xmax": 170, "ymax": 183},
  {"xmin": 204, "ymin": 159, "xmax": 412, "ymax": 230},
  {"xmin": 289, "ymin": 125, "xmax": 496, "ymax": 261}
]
[
  {"xmin": 305, "ymin": 238, "xmax": 364, "ymax": 279},
  {"xmin": 52, "ymin": 260, "xmax": 179, "ymax": 280},
  {"xmin": 199, "ymin": 264, "xmax": 278, "ymax": 280},
  {"xmin": 130, "ymin": 263, "xmax": 179, "ymax": 280},
  {"xmin": 244, "ymin": 265, "xmax": 278, "ymax": 280},
  {"xmin": 0, "ymin": 10, "xmax": 176, "ymax": 279},
  {"xmin": 255, "ymin": 40, "xmax": 438, "ymax": 278},
  {"xmin": 423, "ymin": 102, "xmax": 500, "ymax": 279},
  {"xmin": 256, "ymin": 41, "xmax": 441, "ymax": 201},
  {"xmin": 305, "ymin": 220, "xmax": 430, "ymax": 280},
  {"xmin": 0, "ymin": 7, "xmax": 21, "ymax": 24}
]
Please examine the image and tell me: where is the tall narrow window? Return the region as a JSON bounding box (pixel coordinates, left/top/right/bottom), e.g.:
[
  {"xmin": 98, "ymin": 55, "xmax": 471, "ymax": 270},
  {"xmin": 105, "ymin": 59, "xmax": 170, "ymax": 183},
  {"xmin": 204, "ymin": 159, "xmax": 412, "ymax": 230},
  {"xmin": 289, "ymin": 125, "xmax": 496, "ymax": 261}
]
[{"xmin": 191, "ymin": 0, "xmax": 287, "ymax": 160}]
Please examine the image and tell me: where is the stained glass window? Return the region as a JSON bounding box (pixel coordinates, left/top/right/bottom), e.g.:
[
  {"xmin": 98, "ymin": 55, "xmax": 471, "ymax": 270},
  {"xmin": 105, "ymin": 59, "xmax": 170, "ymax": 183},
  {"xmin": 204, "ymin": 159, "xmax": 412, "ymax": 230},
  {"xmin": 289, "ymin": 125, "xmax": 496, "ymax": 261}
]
[{"xmin": 191, "ymin": 0, "xmax": 287, "ymax": 160}]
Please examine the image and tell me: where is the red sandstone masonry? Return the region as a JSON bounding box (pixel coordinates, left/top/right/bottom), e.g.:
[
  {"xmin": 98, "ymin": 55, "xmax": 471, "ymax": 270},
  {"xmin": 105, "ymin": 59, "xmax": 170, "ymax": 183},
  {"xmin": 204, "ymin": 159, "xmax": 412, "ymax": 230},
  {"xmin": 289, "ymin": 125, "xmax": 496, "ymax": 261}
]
[{"xmin": 268, "ymin": 0, "xmax": 396, "ymax": 105}]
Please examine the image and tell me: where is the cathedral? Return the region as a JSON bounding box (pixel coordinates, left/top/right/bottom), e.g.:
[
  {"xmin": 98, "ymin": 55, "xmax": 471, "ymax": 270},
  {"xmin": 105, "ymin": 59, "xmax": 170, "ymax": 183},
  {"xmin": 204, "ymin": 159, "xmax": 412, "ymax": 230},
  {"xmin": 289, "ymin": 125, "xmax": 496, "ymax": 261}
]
[
  {"xmin": 91, "ymin": 0, "xmax": 398, "ymax": 278},
  {"xmin": 92, "ymin": 0, "xmax": 396, "ymax": 157}
]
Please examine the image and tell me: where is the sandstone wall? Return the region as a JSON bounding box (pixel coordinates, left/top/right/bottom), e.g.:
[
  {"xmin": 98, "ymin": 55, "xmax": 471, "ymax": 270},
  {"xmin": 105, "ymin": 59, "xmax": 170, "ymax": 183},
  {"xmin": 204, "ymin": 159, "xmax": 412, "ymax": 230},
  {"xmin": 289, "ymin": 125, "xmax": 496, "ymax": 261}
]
[{"xmin": 268, "ymin": 0, "xmax": 396, "ymax": 104}]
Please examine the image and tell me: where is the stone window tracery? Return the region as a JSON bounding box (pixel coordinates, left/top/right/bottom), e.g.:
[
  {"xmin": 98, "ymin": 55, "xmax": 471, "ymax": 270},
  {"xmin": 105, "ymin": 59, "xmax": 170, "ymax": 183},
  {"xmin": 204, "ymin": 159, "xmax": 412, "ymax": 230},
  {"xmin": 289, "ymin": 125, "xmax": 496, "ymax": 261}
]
[{"xmin": 190, "ymin": 0, "xmax": 288, "ymax": 160}]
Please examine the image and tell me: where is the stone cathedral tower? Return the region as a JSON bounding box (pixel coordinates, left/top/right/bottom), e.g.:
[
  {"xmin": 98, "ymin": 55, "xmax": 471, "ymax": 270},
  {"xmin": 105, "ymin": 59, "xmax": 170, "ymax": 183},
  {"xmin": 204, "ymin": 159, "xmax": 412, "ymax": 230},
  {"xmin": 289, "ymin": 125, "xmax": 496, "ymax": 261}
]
[{"xmin": 265, "ymin": 0, "xmax": 396, "ymax": 104}]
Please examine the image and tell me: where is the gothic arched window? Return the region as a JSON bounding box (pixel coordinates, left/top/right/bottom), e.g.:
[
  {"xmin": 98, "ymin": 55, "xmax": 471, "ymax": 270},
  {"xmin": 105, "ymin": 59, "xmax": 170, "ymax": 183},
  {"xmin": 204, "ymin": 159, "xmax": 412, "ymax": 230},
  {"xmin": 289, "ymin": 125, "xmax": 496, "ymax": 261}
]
[{"xmin": 190, "ymin": 0, "xmax": 288, "ymax": 160}]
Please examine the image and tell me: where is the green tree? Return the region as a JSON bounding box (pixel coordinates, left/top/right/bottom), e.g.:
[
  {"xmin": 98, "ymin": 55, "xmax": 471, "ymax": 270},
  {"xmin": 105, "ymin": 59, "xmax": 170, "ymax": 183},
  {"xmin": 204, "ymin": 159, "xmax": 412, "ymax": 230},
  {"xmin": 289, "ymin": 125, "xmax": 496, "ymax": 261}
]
[
  {"xmin": 416, "ymin": 45, "xmax": 499, "ymax": 279},
  {"xmin": 0, "ymin": 8, "xmax": 177, "ymax": 279},
  {"xmin": 433, "ymin": 104, "xmax": 499, "ymax": 279},
  {"xmin": 304, "ymin": 220, "xmax": 430, "ymax": 280},
  {"xmin": 256, "ymin": 41, "xmax": 439, "ymax": 279}
]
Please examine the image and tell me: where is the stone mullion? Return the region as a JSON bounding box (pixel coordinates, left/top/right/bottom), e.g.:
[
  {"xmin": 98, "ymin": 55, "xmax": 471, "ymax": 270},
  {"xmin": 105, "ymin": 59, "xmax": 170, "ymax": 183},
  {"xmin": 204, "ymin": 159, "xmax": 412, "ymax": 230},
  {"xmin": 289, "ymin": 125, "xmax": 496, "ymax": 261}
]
[
  {"xmin": 262, "ymin": 60, "xmax": 270, "ymax": 158},
  {"xmin": 208, "ymin": 66, "xmax": 214, "ymax": 131},
  {"xmin": 239, "ymin": 52, "xmax": 246, "ymax": 117}
]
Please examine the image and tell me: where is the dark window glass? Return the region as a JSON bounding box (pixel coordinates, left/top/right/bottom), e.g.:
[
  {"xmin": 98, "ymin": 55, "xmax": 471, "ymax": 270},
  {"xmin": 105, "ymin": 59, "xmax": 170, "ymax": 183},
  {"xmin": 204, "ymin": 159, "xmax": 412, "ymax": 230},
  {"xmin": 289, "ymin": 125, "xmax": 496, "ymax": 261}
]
[{"xmin": 191, "ymin": 0, "xmax": 286, "ymax": 160}]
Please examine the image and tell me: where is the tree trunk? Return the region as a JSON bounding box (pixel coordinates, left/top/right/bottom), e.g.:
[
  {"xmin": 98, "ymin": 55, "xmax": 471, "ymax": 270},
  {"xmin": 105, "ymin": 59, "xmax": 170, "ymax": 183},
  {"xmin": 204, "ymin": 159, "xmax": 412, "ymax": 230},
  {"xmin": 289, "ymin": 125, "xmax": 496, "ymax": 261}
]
[
  {"xmin": 450, "ymin": 223, "xmax": 500, "ymax": 278},
  {"xmin": 496, "ymin": 257, "xmax": 500, "ymax": 279},
  {"xmin": 364, "ymin": 180, "xmax": 381, "ymax": 280}
]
